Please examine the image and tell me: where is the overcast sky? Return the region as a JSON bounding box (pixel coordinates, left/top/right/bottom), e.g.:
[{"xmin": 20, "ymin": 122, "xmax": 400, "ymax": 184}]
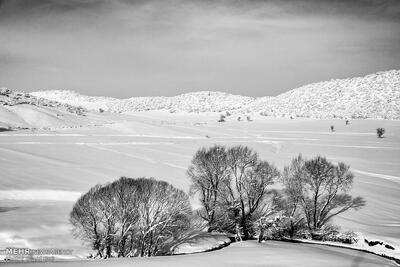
[{"xmin": 0, "ymin": 0, "xmax": 399, "ymax": 98}]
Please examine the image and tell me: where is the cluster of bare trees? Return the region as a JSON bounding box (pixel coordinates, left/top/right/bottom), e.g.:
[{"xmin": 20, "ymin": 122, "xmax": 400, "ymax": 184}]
[
  {"xmin": 188, "ymin": 145, "xmax": 280, "ymax": 239},
  {"xmin": 70, "ymin": 177, "xmax": 191, "ymax": 258},
  {"xmin": 188, "ymin": 145, "xmax": 365, "ymax": 241},
  {"xmin": 71, "ymin": 145, "xmax": 366, "ymax": 257}
]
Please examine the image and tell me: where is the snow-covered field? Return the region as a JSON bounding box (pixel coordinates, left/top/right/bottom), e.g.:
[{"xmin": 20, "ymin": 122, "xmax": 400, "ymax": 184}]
[
  {"xmin": 0, "ymin": 241, "xmax": 396, "ymax": 267},
  {"xmin": 0, "ymin": 111, "xmax": 399, "ymax": 261}
]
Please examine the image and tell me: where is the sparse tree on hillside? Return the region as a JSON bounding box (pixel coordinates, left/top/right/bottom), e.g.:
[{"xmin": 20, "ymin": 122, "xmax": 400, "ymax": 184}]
[
  {"xmin": 282, "ymin": 155, "xmax": 365, "ymax": 235},
  {"xmin": 377, "ymin": 128, "xmax": 385, "ymax": 138}
]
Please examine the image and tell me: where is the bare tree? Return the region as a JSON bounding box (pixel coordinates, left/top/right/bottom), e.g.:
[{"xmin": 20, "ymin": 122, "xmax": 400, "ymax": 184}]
[
  {"xmin": 187, "ymin": 145, "xmax": 230, "ymax": 232},
  {"xmin": 135, "ymin": 179, "xmax": 192, "ymax": 256},
  {"xmin": 70, "ymin": 177, "xmax": 192, "ymax": 258},
  {"xmin": 222, "ymin": 146, "xmax": 279, "ymax": 239},
  {"xmin": 96, "ymin": 185, "xmax": 120, "ymax": 258},
  {"xmin": 108, "ymin": 177, "xmax": 139, "ymax": 257},
  {"xmin": 70, "ymin": 185, "xmax": 104, "ymax": 258},
  {"xmin": 188, "ymin": 145, "xmax": 279, "ymax": 239},
  {"xmin": 279, "ymin": 155, "xmax": 306, "ymax": 238},
  {"xmin": 282, "ymin": 155, "xmax": 365, "ymax": 234}
]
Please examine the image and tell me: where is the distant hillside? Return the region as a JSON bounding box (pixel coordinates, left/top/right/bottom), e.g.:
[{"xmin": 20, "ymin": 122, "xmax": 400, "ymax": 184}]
[
  {"xmin": 253, "ymin": 70, "xmax": 400, "ymax": 119},
  {"xmin": 0, "ymin": 88, "xmax": 91, "ymax": 129},
  {"xmin": 31, "ymin": 91, "xmax": 255, "ymax": 113},
  {"xmin": 31, "ymin": 70, "xmax": 400, "ymax": 119}
]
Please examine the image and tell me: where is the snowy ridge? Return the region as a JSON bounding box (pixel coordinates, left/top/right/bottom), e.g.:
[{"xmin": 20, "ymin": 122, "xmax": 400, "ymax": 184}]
[
  {"xmin": 31, "ymin": 70, "xmax": 400, "ymax": 119},
  {"xmin": 0, "ymin": 88, "xmax": 86, "ymax": 116},
  {"xmin": 0, "ymin": 88, "xmax": 97, "ymax": 129},
  {"xmin": 31, "ymin": 91, "xmax": 255, "ymax": 113},
  {"xmin": 255, "ymin": 70, "xmax": 400, "ymax": 119}
]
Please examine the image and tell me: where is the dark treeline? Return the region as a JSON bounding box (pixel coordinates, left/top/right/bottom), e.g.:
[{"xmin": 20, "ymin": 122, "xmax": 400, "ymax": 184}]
[{"xmin": 70, "ymin": 145, "xmax": 365, "ymax": 258}]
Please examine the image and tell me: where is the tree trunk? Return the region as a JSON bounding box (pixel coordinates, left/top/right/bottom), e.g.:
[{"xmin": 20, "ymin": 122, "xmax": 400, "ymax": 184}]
[
  {"xmin": 118, "ymin": 236, "xmax": 126, "ymax": 257},
  {"xmin": 289, "ymin": 220, "xmax": 294, "ymax": 239},
  {"xmin": 258, "ymin": 228, "xmax": 264, "ymax": 243},
  {"xmin": 105, "ymin": 235, "xmax": 112, "ymax": 259},
  {"xmin": 240, "ymin": 200, "xmax": 249, "ymax": 240}
]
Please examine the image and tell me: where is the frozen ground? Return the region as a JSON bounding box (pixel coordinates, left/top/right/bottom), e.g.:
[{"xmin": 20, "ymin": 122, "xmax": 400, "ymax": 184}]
[
  {"xmin": 0, "ymin": 111, "xmax": 399, "ymax": 260},
  {"xmin": 0, "ymin": 241, "xmax": 396, "ymax": 267}
]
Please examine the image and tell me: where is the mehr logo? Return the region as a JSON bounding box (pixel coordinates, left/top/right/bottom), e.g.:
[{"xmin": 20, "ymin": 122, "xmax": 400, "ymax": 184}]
[{"xmin": 3, "ymin": 247, "xmax": 73, "ymax": 255}]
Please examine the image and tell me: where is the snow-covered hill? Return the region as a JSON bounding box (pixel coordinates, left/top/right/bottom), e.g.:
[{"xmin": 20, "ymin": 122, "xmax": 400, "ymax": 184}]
[
  {"xmin": 31, "ymin": 91, "xmax": 255, "ymax": 113},
  {"xmin": 31, "ymin": 70, "xmax": 400, "ymax": 119},
  {"xmin": 254, "ymin": 70, "xmax": 400, "ymax": 119},
  {"xmin": 0, "ymin": 88, "xmax": 93, "ymax": 129}
]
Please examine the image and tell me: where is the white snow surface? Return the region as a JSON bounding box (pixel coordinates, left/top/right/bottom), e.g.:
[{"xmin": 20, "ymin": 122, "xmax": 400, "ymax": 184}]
[
  {"xmin": 170, "ymin": 232, "xmax": 231, "ymax": 255},
  {"xmin": 32, "ymin": 70, "xmax": 400, "ymax": 119}
]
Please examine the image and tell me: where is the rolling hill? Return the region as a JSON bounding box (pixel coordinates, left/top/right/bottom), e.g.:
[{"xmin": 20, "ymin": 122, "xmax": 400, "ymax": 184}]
[
  {"xmin": 30, "ymin": 70, "xmax": 400, "ymax": 119},
  {"xmin": 0, "ymin": 88, "xmax": 95, "ymax": 129}
]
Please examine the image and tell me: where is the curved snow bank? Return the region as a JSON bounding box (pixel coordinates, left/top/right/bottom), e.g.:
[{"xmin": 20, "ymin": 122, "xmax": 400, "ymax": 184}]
[
  {"xmin": 288, "ymin": 235, "xmax": 400, "ymax": 264},
  {"xmin": 170, "ymin": 233, "xmax": 231, "ymax": 255},
  {"xmin": 0, "ymin": 190, "xmax": 81, "ymax": 201},
  {"xmin": 0, "ymin": 241, "xmax": 394, "ymax": 266}
]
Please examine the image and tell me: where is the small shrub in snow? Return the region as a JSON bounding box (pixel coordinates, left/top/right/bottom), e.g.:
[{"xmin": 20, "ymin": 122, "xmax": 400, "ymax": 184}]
[
  {"xmin": 321, "ymin": 227, "xmax": 358, "ymax": 244},
  {"xmin": 365, "ymin": 239, "xmax": 383, "ymax": 247},
  {"xmin": 336, "ymin": 231, "xmax": 358, "ymax": 244},
  {"xmin": 296, "ymin": 230, "xmax": 312, "ymax": 240},
  {"xmin": 385, "ymin": 244, "xmax": 395, "ymax": 250},
  {"xmin": 377, "ymin": 128, "xmax": 385, "ymax": 138}
]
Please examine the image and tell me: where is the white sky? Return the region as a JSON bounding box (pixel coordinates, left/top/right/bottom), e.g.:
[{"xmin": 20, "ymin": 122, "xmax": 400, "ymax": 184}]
[{"xmin": 0, "ymin": 0, "xmax": 399, "ymax": 97}]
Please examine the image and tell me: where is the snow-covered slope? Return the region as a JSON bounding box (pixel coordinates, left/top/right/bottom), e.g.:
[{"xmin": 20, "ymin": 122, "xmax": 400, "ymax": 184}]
[
  {"xmin": 0, "ymin": 88, "xmax": 93, "ymax": 129},
  {"xmin": 31, "ymin": 91, "xmax": 255, "ymax": 113},
  {"xmin": 254, "ymin": 70, "xmax": 400, "ymax": 119},
  {"xmin": 31, "ymin": 70, "xmax": 400, "ymax": 119}
]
